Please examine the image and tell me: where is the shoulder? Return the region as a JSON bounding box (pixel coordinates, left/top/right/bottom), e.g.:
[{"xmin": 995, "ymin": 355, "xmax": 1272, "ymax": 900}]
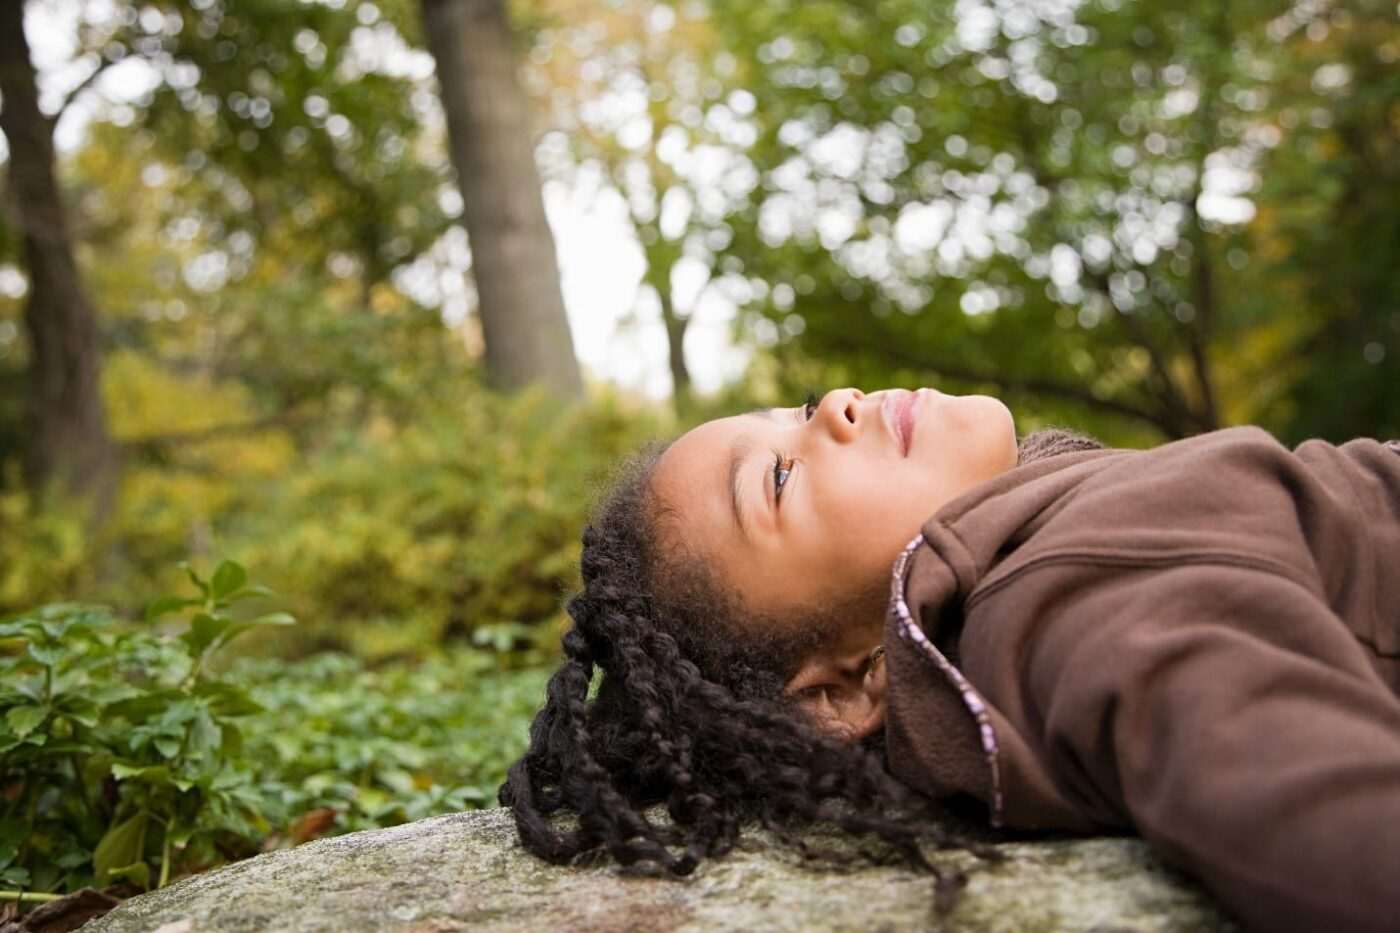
[
  {"xmin": 968, "ymin": 426, "xmax": 1330, "ymax": 595},
  {"xmin": 1049, "ymin": 425, "xmax": 1299, "ymax": 518}
]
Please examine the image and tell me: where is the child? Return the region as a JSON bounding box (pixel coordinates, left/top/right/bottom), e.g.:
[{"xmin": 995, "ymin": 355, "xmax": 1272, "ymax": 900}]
[{"xmin": 500, "ymin": 387, "xmax": 1400, "ymax": 933}]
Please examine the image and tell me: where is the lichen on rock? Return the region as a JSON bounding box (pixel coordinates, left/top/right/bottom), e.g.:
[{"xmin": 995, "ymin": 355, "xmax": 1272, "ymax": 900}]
[{"xmin": 81, "ymin": 808, "xmax": 1236, "ymax": 932}]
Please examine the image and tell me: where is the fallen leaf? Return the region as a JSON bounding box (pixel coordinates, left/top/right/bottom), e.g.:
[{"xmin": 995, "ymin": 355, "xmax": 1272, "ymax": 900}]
[
  {"xmin": 12, "ymin": 888, "xmax": 121, "ymax": 933},
  {"xmin": 289, "ymin": 807, "xmax": 338, "ymax": 844}
]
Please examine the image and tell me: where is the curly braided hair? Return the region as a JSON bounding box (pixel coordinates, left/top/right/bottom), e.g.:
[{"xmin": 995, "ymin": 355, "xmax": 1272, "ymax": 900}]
[{"xmin": 498, "ymin": 427, "xmax": 1103, "ymax": 908}]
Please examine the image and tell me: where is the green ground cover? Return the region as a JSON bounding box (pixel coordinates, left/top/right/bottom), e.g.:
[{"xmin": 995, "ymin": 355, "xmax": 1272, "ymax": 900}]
[{"xmin": 0, "ymin": 562, "xmax": 551, "ymax": 901}]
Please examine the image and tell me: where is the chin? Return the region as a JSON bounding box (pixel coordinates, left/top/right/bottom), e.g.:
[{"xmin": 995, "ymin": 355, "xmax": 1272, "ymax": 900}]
[
  {"xmin": 950, "ymin": 394, "xmax": 1018, "ymax": 471},
  {"xmin": 987, "ymin": 397, "xmax": 1018, "ymax": 466}
]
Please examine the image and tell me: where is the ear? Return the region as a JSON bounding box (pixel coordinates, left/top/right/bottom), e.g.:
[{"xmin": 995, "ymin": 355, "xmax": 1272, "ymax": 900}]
[{"xmin": 783, "ymin": 646, "xmax": 887, "ymax": 743}]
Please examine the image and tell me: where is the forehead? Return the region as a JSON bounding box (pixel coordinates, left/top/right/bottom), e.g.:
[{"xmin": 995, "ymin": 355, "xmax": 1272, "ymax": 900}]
[
  {"xmin": 654, "ymin": 413, "xmax": 751, "ymax": 499},
  {"xmin": 646, "ymin": 417, "xmax": 743, "ymax": 582}
]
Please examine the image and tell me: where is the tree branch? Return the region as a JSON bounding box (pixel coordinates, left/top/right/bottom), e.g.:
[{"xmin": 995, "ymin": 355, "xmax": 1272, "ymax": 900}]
[
  {"xmin": 52, "ymin": 56, "xmax": 118, "ymax": 127},
  {"xmin": 801, "ymin": 315, "xmax": 1178, "ymax": 437},
  {"xmin": 1081, "ymin": 267, "xmax": 1199, "ymax": 436}
]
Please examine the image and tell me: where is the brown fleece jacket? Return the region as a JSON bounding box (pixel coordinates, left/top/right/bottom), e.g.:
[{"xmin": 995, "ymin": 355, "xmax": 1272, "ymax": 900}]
[{"xmin": 882, "ymin": 426, "xmax": 1400, "ymax": 933}]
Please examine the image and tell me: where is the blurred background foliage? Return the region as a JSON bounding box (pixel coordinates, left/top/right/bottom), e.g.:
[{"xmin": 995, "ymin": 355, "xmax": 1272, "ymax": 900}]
[
  {"xmin": 0, "ymin": 0, "xmax": 1397, "ymax": 899},
  {"xmin": 3, "ymin": 0, "xmax": 1398, "ymax": 620}
]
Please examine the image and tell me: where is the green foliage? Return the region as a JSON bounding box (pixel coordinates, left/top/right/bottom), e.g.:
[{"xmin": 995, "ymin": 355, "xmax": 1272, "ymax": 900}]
[
  {"xmin": 118, "ymin": 0, "xmax": 452, "ymax": 286},
  {"xmin": 693, "ymin": 0, "xmax": 1399, "ymax": 444},
  {"xmin": 0, "ymin": 561, "xmax": 292, "ymax": 894},
  {"xmin": 0, "ymin": 379, "xmax": 659, "ymax": 656},
  {"xmin": 229, "ymin": 386, "xmax": 655, "ymax": 658},
  {"xmin": 0, "ymin": 480, "xmax": 96, "ymax": 613},
  {"xmin": 233, "ymin": 650, "xmax": 550, "ymax": 835},
  {"xmin": 0, "ymin": 563, "xmax": 552, "ymax": 897}
]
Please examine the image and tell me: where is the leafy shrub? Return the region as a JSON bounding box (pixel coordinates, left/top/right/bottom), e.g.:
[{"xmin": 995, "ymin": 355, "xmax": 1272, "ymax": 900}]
[
  {"xmin": 0, "ymin": 562, "xmax": 551, "ymax": 899},
  {"xmin": 0, "ymin": 478, "xmax": 97, "ymax": 614},
  {"xmin": 0, "ymin": 561, "xmax": 294, "ymax": 895},
  {"xmin": 233, "ymin": 649, "xmax": 549, "ymax": 836},
  {"xmin": 0, "ymin": 383, "xmax": 661, "ymax": 660},
  {"xmin": 228, "ymin": 386, "xmax": 656, "ymax": 658}
]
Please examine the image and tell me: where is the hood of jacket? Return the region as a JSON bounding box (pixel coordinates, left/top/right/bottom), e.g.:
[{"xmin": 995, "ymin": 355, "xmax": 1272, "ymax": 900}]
[
  {"xmin": 876, "ymin": 426, "xmax": 1400, "ymax": 933},
  {"xmin": 881, "ymin": 425, "xmax": 1400, "ymax": 830},
  {"xmin": 881, "ymin": 439, "xmax": 1123, "ymax": 830}
]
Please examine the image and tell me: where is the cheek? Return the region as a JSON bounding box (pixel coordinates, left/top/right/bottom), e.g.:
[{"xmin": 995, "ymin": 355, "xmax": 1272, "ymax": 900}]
[
  {"xmin": 846, "ymin": 486, "xmax": 930, "ymax": 569},
  {"xmin": 813, "ymin": 462, "xmax": 938, "ymax": 589},
  {"xmin": 810, "ymin": 482, "xmax": 892, "ymax": 564}
]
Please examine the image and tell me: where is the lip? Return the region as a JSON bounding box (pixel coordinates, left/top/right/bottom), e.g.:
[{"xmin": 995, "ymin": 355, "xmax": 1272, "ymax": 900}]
[{"xmin": 882, "ymin": 390, "xmax": 918, "ymax": 456}]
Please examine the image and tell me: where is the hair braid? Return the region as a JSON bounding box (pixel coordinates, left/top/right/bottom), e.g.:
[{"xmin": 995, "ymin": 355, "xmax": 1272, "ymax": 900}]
[{"xmin": 502, "ymin": 430, "xmax": 1101, "ymax": 909}]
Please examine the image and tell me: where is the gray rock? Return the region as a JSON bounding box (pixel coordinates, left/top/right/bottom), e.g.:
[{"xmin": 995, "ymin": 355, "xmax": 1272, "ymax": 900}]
[{"xmin": 82, "ymin": 808, "xmax": 1236, "ymax": 932}]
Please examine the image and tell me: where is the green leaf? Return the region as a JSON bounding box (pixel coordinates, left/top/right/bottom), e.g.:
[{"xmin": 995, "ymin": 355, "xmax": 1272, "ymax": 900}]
[
  {"xmin": 107, "ymin": 691, "xmax": 182, "ymax": 722},
  {"xmin": 26, "ymin": 643, "xmax": 63, "ymax": 667},
  {"xmin": 40, "ymin": 618, "xmax": 79, "ymax": 641},
  {"xmin": 87, "ymin": 682, "xmax": 144, "ymax": 707},
  {"xmin": 145, "ymin": 595, "xmax": 200, "ymax": 622},
  {"xmin": 112, "ymin": 762, "xmax": 173, "ymax": 784},
  {"xmin": 157, "ymin": 699, "xmax": 199, "ymax": 729},
  {"xmin": 178, "ymin": 561, "xmax": 209, "ymax": 598},
  {"xmin": 193, "ymin": 683, "xmax": 263, "ymax": 718},
  {"xmin": 5, "ymin": 705, "xmax": 47, "ymax": 738},
  {"xmin": 13, "ymin": 681, "xmax": 44, "ymax": 703},
  {"xmin": 56, "ymin": 695, "xmax": 100, "ymax": 728},
  {"xmin": 1, "ymin": 866, "xmax": 30, "ymax": 886},
  {"xmin": 108, "ymin": 861, "xmax": 150, "ymax": 890},
  {"xmin": 182, "ymin": 613, "xmax": 231, "ymax": 658},
  {"xmin": 220, "ymin": 721, "xmax": 245, "ymax": 756},
  {"xmin": 94, "ymin": 811, "xmax": 148, "ymax": 886},
  {"xmin": 210, "ymin": 561, "xmax": 248, "ymax": 601},
  {"xmin": 213, "ymin": 613, "xmax": 297, "ymax": 653},
  {"xmin": 187, "ymin": 709, "xmax": 222, "ymax": 757},
  {"xmin": 55, "ymin": 849, "xmax": 89, "ymax": 870},
  {"xmin": 225, "ymin": 584, "xmax": 276, "ymax": 603}
]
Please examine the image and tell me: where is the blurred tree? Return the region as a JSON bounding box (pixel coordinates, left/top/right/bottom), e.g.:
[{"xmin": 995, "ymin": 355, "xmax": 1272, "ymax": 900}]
[
  {"xmin": 0, "ymin": 0, "xmax": 476, "ymax": 468},
  {"xmin": 706, "ymin": 0, "xmax": 1398, "ymax": 444},
  {"xmin": 521, "ymin": 0, "xmax": 761, "ymax": 414},
  {"xmin": 149, "ymin": 12, "xmax": 441, "ymax": 267},
  {"xmin": 1243, "ymin": 0, "xmax": 1400, "ymax": 442},
  {"xmin": 0, "ymin": 0, "xmax": 119, "ymax": 508},
  {"xmin": 116, "ymin": 0, "xmax": 459, "ymax": 414},
  {"xmin": 420, "ymin": 0, "xmax": 583, "ymax": 396}
]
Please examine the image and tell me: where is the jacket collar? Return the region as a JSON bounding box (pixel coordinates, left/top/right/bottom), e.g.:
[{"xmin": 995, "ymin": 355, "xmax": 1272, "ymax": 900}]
[{"xmin": 881, "ymin": 446, "xmax": 1121, "ymax": 825}]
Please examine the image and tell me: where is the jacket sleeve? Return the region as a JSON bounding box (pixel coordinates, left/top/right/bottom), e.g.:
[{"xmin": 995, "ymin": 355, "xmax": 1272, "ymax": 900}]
[{"xmin": 1009, "ymin": 561, "xmax": 1400, "ymax": 933}]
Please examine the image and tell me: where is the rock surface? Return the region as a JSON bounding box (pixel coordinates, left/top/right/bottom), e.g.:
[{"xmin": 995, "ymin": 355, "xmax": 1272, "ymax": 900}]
[{"xmin": 82, "ymin": 808, "xmax": 1236, "ymax": 932}]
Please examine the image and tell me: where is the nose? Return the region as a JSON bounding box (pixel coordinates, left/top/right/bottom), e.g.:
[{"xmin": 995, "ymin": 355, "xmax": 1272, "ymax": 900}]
[{"xmin": 814, "ymin": 388, "xmax": 864, "ymax": 443}]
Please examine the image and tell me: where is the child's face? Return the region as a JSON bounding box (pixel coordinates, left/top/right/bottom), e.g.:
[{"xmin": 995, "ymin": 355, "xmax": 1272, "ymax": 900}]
[{"xmin": 650, "ymin": 387, "xmax": 1018, "ymax": 648}]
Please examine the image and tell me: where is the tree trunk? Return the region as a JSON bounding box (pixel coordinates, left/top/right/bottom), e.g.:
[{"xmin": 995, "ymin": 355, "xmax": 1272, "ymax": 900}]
[
  {"xmin": 419, "ymin": 0, "xmax": 583, "ymax": 397},
  {"xmin": 643, "ymin": 249, "xmax": 691, "ymax": 412},
  {"xmin": 658, "ymin": 288, "xmax": 691, "ymax": 410},
  {"xmin": 0, "ymin": 0, "xmax": 117, "ymax": 511}
]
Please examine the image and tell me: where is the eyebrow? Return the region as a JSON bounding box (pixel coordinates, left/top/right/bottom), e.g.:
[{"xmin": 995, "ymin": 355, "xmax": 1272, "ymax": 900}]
[{"xmin": 729, "ymin": 437, "xmax": 753, "ymax": 543}]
